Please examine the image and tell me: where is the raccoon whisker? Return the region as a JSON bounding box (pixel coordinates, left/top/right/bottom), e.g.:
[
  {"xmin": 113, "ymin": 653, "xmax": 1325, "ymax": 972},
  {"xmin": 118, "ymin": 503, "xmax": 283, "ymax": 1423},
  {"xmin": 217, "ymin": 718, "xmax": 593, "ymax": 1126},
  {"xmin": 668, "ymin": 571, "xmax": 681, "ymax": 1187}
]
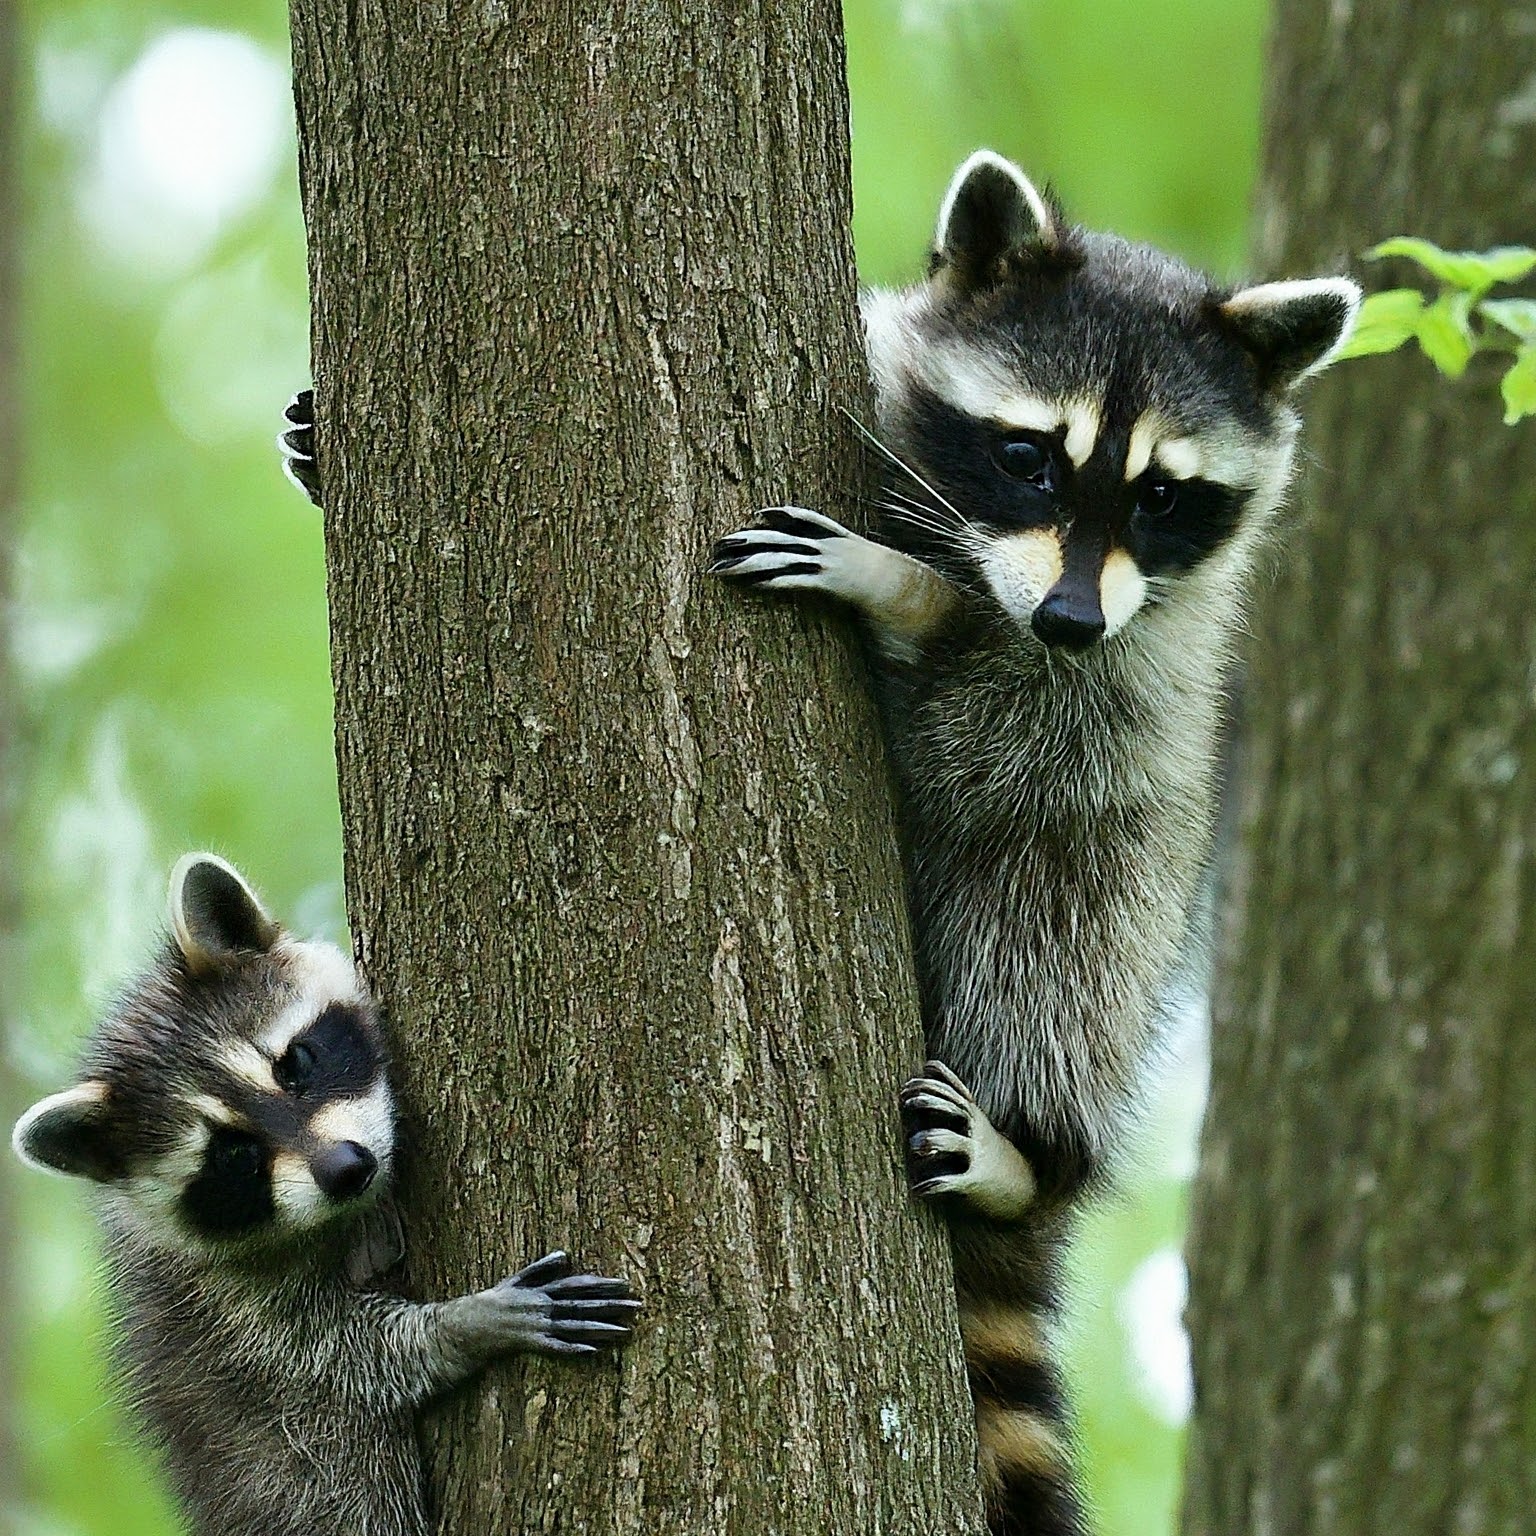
[
  {"xmin": 877, "ymin": 498, "xmax": 968, "ymax": 545},
  {"xmin": 839, "ymin": 408, "xmax": 971, "ymax": 527},
  {"xmin": 881, "ymin": 485, "xmax": 987, "ymax": 546},
  {"xmin": 879, "ymin": 482, "xmax": 963, "ymax": 525},
  {"xmin": 879, "ymin": 488, "xmax": 956, "ymax": 526},
  {"xmin": 878, "ymin": 490, "xmax": 987, "ymax": 556},
  {"xmin": 882, "ymin": 513, "xmax": 985, "ymax": 566}
]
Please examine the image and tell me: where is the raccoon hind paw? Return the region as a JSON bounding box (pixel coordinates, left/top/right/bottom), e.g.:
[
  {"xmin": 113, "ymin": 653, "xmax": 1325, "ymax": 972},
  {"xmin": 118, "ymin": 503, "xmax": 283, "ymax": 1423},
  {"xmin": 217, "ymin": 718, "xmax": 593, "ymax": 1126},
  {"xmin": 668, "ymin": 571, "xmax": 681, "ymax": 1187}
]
[
  {"xmin": 278, "ymin": 388, "xmax": 321, "ymax": 506},
  {"xmin": 899, "ymin": 1061, "xmax": 1037, "ymax": 1221}
]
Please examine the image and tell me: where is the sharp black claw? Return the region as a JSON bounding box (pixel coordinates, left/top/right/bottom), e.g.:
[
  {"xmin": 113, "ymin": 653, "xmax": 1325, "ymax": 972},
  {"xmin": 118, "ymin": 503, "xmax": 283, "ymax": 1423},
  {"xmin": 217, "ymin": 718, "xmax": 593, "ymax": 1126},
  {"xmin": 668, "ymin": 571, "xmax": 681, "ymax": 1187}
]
[
  {"xmin": 510, "ymin": 1250, "xmax": 574, "ymax": 1288},
  {"xmin": 733, "ymin": 560, "xmax": 823, "ymax": 586},
  {"xmin": 547, "ymin": 1275, "xmax": 637, "ymax": 1300},
  {"xmin": 285, "ymin": 387, "xmax": 314, "ymax": 426}
]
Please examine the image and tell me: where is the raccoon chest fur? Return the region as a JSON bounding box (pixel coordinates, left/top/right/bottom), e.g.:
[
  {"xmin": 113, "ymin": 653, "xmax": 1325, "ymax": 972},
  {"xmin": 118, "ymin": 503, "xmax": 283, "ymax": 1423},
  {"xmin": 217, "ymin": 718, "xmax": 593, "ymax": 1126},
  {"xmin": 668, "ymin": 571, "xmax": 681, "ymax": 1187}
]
[
  {"xmin": 109, "ymin": 1230, "xmax": 430, "ymax": 1536},
  {"xmin": 883, "ymin": 633, "xmax": 1219, "ymax": 1195}
]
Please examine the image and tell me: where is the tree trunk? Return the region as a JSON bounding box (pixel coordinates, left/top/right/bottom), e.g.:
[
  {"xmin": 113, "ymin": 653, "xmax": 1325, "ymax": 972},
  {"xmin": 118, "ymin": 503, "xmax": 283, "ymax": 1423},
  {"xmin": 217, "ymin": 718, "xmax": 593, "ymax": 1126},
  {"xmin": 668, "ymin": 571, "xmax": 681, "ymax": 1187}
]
[
  {"xmin": 289, "ymin": 4, "xmax": 984, "ymax": 1533},
  {"xmin": 1184, "ymin": 6, "xmax": 1536, "ymax": 1534}
]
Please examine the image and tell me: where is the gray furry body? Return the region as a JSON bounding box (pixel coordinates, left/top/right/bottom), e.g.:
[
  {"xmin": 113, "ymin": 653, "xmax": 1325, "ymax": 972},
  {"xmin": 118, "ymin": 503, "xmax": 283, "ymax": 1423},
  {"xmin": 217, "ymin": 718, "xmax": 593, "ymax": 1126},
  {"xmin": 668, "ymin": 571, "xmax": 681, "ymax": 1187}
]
[
  {"xmin": 108, "ymin": 1226, "xmax": 436, "ymax": 1536},
  {"xmin": 884, "ymin": 564, "xmax": 1232, "ymax": 1190}
]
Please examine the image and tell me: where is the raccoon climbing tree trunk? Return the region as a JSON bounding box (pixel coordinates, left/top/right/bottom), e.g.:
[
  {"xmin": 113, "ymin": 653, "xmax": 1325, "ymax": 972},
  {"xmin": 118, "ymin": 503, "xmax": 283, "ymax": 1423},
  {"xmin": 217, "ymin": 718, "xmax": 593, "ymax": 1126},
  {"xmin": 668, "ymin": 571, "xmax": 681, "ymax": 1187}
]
[
  {"xmin": 1183, "ymin": 5, "xmax": 1536, "ymax": 1534},
  {"xmin": 0, "ymin": 0, "xmax": 20, "ymax": 1507},
  {"xmin": 288, "ymin": 4, "xmax": 984, "ymax": 1533}
]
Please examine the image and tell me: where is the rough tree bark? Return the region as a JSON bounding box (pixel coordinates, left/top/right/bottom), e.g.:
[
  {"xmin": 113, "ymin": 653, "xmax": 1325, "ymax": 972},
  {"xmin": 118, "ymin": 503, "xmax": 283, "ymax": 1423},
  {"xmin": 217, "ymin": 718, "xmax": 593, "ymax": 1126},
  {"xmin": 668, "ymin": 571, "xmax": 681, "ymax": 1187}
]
[
  {"xmin": 1184, "ymin": 5, "xmax": 1536, "ymax": 1534},
  {"xmin": 289, "ymin": 4, "xmax": 984, "ymax": 1533}
]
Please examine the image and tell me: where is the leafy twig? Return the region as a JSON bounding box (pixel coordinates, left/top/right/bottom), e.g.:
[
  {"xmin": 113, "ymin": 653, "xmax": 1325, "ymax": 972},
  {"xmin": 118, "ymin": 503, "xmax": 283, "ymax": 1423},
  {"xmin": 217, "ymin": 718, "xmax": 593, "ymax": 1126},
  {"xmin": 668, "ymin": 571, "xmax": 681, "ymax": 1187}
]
[{"xmin": 1336, "ymin": 237, "xmax": 1536, "ymax": 423}]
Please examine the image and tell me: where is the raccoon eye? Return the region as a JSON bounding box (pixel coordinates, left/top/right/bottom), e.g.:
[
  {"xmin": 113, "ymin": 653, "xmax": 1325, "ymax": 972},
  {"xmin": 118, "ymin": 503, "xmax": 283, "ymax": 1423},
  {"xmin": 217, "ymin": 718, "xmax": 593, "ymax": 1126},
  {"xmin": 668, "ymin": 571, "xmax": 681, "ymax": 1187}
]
[
  {"xmin": 994, "ymin": 434, "xmax": 1056, "ymax": 491},
  {"xmin": 274, "ymin": 1040, "xmax": 318, "ymax": 1095},
  {"xmin": 1139, "ymin": 479, "xmax": 1179, "ymax": 518}
]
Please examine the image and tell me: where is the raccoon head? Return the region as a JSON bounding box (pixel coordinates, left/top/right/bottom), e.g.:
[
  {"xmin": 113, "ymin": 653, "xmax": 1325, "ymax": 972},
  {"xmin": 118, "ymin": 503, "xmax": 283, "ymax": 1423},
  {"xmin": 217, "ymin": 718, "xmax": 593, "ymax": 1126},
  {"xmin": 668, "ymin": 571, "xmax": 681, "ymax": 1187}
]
[
  {"xmin": 12, "ymin": 854, "xmax": 395, "ymax": 1261},
  {"xmin": 861, "ymin": 149, "xmax": 1361, "ymax": 651}
]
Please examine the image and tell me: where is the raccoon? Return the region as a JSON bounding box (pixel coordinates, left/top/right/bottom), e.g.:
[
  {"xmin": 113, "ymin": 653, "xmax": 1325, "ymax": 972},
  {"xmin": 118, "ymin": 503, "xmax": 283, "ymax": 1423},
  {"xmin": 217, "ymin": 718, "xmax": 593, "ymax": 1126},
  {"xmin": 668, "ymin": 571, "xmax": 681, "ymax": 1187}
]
[
  {"xmin": 709, "ymin": 151, "xmax": 1359, "ymax": 1534},
  {"xmin": 12, "ymin": 853, "xmax": 640, "ymax": 1536}
]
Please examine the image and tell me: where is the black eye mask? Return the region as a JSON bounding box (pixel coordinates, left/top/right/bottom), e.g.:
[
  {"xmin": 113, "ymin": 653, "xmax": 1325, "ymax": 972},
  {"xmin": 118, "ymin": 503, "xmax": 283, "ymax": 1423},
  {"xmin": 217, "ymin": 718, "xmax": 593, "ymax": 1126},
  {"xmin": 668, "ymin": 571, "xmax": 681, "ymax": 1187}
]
[{"xmin": 181, "ymin": 1127, "xmax": 275, "ymax": 1237}]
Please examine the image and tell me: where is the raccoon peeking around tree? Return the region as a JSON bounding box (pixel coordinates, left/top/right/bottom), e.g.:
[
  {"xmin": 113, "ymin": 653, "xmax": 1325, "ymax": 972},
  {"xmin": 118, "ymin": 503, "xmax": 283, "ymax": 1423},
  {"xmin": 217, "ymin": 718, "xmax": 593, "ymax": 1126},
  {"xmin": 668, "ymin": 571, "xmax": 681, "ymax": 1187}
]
[
  {"xmin": 711, "ymin": 151, "xmax": 1360, "ymax": 1535},
  {"xmin": 12, "ymin": 853, "xmax": 640, "ymax": 1536}
]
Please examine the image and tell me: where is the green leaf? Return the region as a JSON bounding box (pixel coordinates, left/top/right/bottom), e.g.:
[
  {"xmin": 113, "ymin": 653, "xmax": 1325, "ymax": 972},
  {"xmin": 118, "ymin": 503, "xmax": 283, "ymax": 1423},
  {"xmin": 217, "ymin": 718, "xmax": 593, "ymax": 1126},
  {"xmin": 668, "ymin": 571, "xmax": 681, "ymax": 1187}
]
[
  {"xmin": 1414, "ymin": 292, "xmax": 1476, "ymax": 377},
  {"xmin": 1367, "ymin": 236, "xmax": 1536, "ymax": 297},
  {"xmin": 1334, "ymin": 288, "xmax": 1425, "ymax": 358},
  {"xmin": 1501, "ymin": 347, "xmax": 1536, "ymax": 424},
  {"xmin": 1480, "ymin": 298, "xmax": 1536, "ymax": 343}
]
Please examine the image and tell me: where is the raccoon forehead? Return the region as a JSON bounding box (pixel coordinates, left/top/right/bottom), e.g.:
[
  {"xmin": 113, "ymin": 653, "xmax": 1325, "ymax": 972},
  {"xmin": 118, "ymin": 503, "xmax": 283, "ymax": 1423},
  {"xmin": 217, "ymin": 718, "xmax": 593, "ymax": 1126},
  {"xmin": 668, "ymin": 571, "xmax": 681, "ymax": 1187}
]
[
  {"xmin": 259, "ymin": 938, "xmax": 368, "ymax": 1052},
  {"xmin": 1122, "ymin": 408, "xmax": 1287, "ymax": 488},
  {"xmin": 272, "ymin": 936, "xmax": 365, "ymax": 1002},
  {"xmin": 902, "ymin": 339, "xmax": 1278, "ymax": 490}
]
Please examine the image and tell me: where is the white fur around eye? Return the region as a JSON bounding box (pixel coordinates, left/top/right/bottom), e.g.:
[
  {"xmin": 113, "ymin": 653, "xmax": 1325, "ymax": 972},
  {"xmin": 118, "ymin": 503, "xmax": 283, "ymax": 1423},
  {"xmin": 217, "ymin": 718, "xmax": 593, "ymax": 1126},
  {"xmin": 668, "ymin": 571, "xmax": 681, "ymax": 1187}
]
[
  {"xmin": 257, "ymin": 938, "xmax": 367, "ymax": 1059},
  {"xmin": 1153, "ymin": 439, "xmax": 1202, "ymax": 482},
  {"xmin": 1061, "ymin": 399, "xmax": 1101, "ymax": 468},
  {"xmin": 308, "ymin": 1079, "xmax": 395, "ymax": 1168}
]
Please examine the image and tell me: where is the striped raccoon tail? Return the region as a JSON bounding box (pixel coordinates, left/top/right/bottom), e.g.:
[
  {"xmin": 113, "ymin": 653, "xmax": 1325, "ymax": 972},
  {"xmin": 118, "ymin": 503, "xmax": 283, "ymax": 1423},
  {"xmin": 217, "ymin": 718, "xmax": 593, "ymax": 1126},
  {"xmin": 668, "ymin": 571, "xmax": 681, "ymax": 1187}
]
[{"xmin": 962, "ymin": 1303, "xmax": 1086, "ymax": 1536}]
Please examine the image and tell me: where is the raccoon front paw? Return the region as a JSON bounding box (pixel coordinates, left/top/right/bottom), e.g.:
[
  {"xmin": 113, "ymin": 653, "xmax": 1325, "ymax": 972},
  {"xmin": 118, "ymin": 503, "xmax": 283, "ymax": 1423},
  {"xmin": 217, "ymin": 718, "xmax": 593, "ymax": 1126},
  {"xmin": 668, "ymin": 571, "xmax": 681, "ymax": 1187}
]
[
  {"xmin": 491, "ymin": 1249, "xmax": 642, "ymax": 1358},
  {"xmin": 278, "ymin": 388, "xmax": 321, "ymax": 506},
  {"xmin": 708, "ymin": 507, "xmax": 955, "ymax": 652},
  {"xmin": 899, "ymin": 1061, "xmax": 1036, "ymax": 1221},
  {"xmin": 706, "ymin": 505, "xmax": 853, "ymax": 590}
]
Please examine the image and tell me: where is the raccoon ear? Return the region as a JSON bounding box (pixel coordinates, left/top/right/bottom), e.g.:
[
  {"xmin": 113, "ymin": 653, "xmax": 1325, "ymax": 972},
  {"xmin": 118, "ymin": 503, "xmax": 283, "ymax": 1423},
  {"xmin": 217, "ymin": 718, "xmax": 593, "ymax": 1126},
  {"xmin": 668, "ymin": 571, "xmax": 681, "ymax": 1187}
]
[
  {"xmin": 934, "ymin": 150, "xmax": 1059, "ymax": 287},
  {"xmin": 170, "ymin": 853, "xmax": 279, "ymax": 974},
  {"xmin": 12, "ymin": 1082, "xmax": 127, "ymax": 1182},
  {"xmin": 1218, "ymin": 277, "xmax": 1363, "ymax": 391}
]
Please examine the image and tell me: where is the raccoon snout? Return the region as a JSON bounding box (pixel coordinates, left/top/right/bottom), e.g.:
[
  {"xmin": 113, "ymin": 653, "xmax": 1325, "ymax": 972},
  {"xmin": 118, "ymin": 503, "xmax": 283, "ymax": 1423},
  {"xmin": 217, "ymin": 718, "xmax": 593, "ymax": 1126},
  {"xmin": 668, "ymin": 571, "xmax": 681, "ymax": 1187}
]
[
  {"xmin": 1031, "ymin": 589, "xmax": 1105, "ymax": 650},
  {"xmin": 311, "ymin": 1140, "xmax": 378, "ymax": 1202}
]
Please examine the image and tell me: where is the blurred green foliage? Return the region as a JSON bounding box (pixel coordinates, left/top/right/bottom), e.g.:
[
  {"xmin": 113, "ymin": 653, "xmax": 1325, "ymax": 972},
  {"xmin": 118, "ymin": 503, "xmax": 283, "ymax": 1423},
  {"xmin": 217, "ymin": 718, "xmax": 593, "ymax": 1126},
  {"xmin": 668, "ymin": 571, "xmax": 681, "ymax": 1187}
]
[{"xmin": 7, "ymin": 0, "xmax": 1266, "ymax": 1531}]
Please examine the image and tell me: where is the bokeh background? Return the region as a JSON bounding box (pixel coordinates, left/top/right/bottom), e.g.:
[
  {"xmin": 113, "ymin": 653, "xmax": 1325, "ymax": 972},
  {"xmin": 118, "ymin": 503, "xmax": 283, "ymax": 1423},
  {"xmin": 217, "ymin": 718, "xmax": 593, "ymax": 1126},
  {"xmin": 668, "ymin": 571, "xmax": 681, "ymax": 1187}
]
[{"xmin": 6, "ymin": 0, "xmax": 1266, "ymax": 1530}]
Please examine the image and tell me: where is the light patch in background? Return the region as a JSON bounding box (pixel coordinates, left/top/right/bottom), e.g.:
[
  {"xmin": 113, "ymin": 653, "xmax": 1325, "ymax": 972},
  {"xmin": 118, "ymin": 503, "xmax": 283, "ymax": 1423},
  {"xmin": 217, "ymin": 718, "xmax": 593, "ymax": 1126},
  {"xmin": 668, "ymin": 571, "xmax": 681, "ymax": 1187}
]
[
  {"xmin": 291, "ymin": 879, "xmax": 349, "ymax": 949},
  {"xmin": 11, "ymin": 593, "xmax": 128, "ymax": 686},
  {"xmin": 899, "ymin": 0, "xmax": 991, "ymax": 30},
  {"xmin": 154, "ymin": 256, "xmax": 309, "ymax": 445},
  {"xmin": 34, "ymin": 36, "xmax": 115, "ymax": 137},
  {"xmin": 1159, "ymin": 989, "xmax": 1210, "ymax": 1181},
  {"xmin": 1119, "ymin": 1248, "xmax": 1193, "ymax": 1425},
  {"xmin": 46, "ymin": 714, "xmax": 158, "ymax": 1010},
  {"xmin": 79, "ymin": 29, "xmax": 291, "ymax": 272}
]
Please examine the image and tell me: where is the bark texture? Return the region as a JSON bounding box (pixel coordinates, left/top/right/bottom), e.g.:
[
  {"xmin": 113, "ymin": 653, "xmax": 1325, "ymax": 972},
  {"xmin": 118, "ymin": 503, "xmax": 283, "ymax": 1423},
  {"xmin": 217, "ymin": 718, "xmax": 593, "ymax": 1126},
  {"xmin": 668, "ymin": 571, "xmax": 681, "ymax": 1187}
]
[
  {"xmin": 290, "ymin": 4, "xmax": 984, "ymax": 1533},
  {"xmin": 1184, "ymin": 5, "xmax": 1536, "ymax": 1534}
]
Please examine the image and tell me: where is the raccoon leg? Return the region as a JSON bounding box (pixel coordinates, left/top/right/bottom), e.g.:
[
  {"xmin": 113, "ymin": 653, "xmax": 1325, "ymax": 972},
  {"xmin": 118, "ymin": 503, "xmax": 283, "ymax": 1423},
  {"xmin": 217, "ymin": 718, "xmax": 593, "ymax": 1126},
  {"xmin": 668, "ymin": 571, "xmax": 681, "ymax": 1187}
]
[
  {"xmin": 962, "ymin": 1301, "xmax": 1086, "ymax": 1536},
  {"xmin": 899, "ymin": 1060, "xmax": 1037, "ymax": 1220},
  {"xmin": 278, "ymin": 388, "xmax": 321, "ymax": 505},
  {"xmin": 370, "ymin": 1249, "xmax": 641, "ymax": 1405},
  {"xmin": 708, "ymin": 506, "xmax": 956, "ymax": 652},
  {"xmin": 902, "ymin": 1068, "xmax": 1086, "ymax": 1532}
]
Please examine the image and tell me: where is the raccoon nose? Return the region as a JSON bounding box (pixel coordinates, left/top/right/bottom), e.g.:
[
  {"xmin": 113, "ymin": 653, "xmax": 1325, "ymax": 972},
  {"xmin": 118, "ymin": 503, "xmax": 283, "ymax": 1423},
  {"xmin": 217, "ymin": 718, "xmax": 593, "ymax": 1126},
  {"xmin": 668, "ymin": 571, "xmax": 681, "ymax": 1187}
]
[
  {"xmin": 311, "ymin": 1140, "xmax": 377, "ymax": 1202},
  {"xmin": 1032, "ymin": 590, "xmax": 1106, "ymax": 650}
]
